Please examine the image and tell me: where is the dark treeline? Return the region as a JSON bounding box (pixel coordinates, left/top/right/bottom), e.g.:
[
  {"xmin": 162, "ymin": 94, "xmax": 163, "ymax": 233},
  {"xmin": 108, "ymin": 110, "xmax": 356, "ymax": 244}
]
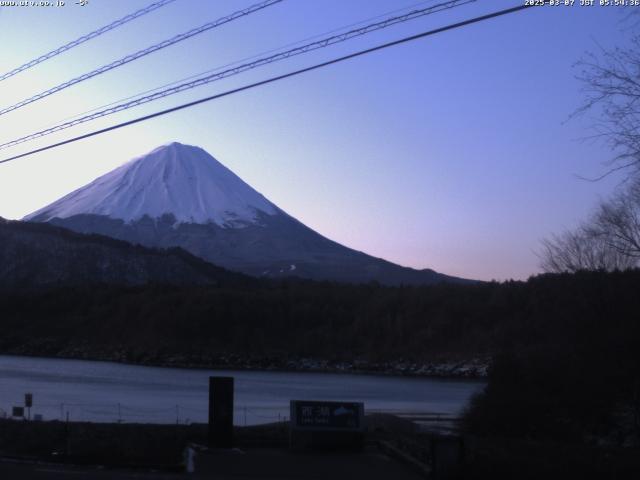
[
  {"xmin": 0, "ymin": 270, "xmax": 638, "ymax": 366},
  {"xmin": 2, "ymin": 269, "xmax": 639, "ymax": 446},
  {"xmin": 461, "ymin": 271, "xmax": 640, "ymax": 446},
  {"xmin": 1, "ymin": 277, "xmax": 499, "ymax": 362}
]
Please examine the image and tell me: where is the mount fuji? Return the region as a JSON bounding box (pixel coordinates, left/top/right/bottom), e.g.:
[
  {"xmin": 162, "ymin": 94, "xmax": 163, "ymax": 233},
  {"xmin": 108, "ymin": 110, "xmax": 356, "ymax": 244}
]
[{"xmin": 26, "ymin": 142, "xmax": 466, "ymax": 285}]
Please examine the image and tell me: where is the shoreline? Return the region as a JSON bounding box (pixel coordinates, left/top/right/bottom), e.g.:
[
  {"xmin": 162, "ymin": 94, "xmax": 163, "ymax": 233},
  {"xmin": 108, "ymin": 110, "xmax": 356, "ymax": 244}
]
[{"xmin": 0, "ymin": 351, "xmax": 490, "ymax": 380}]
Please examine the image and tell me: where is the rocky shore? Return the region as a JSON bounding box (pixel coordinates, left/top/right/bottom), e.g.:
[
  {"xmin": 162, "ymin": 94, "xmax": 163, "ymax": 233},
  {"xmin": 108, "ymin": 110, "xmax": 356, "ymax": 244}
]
[{"xmin": 1, "ymin": 342, "xmax": 489, "ymax": 379}]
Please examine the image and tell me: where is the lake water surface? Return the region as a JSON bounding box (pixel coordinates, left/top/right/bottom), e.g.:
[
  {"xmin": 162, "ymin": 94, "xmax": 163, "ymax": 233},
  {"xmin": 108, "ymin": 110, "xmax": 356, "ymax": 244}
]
[{"xmin": 0, "ymin": 355, "xmax": 484, "ymax": 425}]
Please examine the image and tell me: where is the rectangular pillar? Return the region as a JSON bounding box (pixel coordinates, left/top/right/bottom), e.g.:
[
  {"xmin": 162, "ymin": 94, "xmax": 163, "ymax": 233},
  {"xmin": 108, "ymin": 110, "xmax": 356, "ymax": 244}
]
[{"xmin": 208, "ymin": 376, "xmax": 234, "ymax": 448}]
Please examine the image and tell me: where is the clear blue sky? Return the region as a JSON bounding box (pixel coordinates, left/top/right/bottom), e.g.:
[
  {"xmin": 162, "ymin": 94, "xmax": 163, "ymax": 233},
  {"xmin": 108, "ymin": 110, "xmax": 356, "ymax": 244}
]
[{"xmin": 0, "ymin": 0, "xmax": 631, "ymax": 280}]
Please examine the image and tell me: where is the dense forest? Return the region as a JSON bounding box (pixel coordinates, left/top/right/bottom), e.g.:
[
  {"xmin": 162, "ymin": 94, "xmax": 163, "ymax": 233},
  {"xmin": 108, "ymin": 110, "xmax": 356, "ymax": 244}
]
[
  {"xmin": 1, "ymin": 269, "xmax": 639, "ymax": 447},
  {"xmin": 0, "ymin": 269, "xmax": 637, "ymax": 366}
]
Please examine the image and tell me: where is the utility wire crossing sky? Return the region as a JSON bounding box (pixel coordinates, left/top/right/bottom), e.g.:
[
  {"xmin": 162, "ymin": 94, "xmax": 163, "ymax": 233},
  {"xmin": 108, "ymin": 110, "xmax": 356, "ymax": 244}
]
[
  {"xmin": 0, "ymin": 0, "xmax": 282, "ymax": 116},
  {"xmin": 0, "ymin": 0, "xmax": 477, "ymax": 153},
  {"xmin": 0, "ymin": 3, "xmax": 533, "ymax": 165},
  {"xmin": 0, "ymin": 0, "xmax": 178, "ymax": 82}
]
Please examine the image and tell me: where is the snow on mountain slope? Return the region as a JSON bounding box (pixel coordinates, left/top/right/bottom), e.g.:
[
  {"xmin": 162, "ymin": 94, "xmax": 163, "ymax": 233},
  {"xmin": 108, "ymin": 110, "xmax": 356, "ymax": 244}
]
[
  {"xmin": 25, "ymin": 142, "xmax": 472, "ymax": 285},
  {"xmin": 25, "ymin": 142, "xmax": 277, "ymax": 226}
]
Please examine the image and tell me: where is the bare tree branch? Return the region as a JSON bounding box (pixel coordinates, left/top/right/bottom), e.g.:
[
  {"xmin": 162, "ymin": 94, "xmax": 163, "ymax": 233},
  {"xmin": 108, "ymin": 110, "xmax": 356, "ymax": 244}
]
[
  {"xmin": 539, "ymin": 179, "xmax": 640, "ymax": 273},
  {"xmin": 574, "ymin": 34, "xmax": 640, "ymax": 178}
]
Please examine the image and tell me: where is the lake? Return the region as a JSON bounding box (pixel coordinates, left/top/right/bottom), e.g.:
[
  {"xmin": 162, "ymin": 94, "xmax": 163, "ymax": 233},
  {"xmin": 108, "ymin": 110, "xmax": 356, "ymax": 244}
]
[{"xmin": 0, "ymin": 355, "xmax": 484, "ymax": 425}]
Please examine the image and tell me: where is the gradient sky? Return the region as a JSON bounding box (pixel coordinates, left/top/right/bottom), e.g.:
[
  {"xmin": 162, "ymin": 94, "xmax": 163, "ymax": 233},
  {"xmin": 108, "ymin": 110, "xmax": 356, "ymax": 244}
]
[{"xmin": 0, "ymin": 0, "xmax": 632, "ymax": 281}]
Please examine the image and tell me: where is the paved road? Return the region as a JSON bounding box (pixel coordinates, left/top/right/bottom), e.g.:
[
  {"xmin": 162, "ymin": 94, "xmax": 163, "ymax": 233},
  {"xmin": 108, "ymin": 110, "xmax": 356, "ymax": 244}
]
[{"xmin": 0, "ymin": 446, "xmax": 423, "ymax": 479}]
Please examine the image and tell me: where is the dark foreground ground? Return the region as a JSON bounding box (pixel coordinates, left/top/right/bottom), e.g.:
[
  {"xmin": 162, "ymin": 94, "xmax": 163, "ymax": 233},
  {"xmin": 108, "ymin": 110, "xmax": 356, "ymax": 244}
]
[
  {"xmin": 0, "ymin": 416, "xmax": 425, "ymax": 480},
  {"xmin": 0, "ymin": 446, "xmax": 424, "ymax": 480},
  {"xmin": 1, "ymin": 415, "xmax": 639, "ymax": 479},
  {"xmin": 0, "ymin": 460, "xmax": 178, "ymax": 480}
]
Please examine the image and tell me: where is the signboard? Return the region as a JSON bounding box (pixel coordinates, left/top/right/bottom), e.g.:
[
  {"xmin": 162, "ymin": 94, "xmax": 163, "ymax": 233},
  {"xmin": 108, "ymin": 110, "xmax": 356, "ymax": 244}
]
[
  {"xmin": 12, "ymin": 406, "xmax": 24, "ymax": 417},
  {"xmin": 25, "ymin": 393, "xmax": 33, "ymax": 408},
  {"xmin": 290, "ymin": 400, "xmax": 364, "ymax": 432}
]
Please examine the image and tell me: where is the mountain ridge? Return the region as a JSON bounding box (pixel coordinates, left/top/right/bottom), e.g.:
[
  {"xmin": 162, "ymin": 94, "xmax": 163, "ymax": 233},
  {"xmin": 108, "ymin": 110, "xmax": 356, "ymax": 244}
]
[
  {"xmin": 0, "ymin": 216, "xmax": 252, "ymax": 290},
  {"xmin": 26, "ymin": 142, "xmax": 472, "ymax": 285}
]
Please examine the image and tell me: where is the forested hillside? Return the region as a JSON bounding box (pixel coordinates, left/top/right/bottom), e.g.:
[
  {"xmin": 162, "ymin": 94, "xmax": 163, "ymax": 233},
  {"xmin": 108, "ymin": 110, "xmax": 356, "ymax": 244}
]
[{"xmin": 1, "ymin": 270, "xmax": 638, "ymax": 374}]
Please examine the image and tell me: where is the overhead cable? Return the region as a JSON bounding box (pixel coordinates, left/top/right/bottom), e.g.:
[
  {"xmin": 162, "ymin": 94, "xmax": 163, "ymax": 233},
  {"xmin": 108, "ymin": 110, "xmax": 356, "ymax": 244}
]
[
  {"xmin": 0, "ymin": 0, "xmax": 474, "ymax": 151},
  {"xmin": 50, "ymin": 0, "xmax": 443, "ymax": 127},
  {"xmin": 0, "ymin": 0, "xmax": 179, "ymax": 83},
  {"xmin": 0, "ymin": 3, "xmax": 535, "ymax": 165},
  {"xmin": 0, "ymin": 0, "xmax": 283, "ymax": 116}
]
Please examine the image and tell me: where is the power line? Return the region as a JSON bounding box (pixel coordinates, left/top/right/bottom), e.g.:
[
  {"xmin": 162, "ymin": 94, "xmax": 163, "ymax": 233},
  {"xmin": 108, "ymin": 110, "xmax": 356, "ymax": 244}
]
[
  {"xmin": 0, "ymin": 3, "xmax": 534, "ymax": 166},
  {"xmin": 48, "ymin": 0, "xmax": 441, "ymax": 128},
  {"xmin": 0, "ymin": 0, "xmax": 475, "ymax": 151},
  {"xmin": 0, "ymin": 0, "xmax": 179, "ymax": 83},
  {"xmin": 0, "ymin": 0, "xmax": 283, "ymax": 117}
]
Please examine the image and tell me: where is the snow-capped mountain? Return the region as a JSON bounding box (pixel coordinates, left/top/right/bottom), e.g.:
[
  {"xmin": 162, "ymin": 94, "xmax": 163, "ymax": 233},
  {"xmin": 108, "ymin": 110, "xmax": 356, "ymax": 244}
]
[
  {"xmin": 27, "ymin": 142, "xmax": 276, "ymax": 226},
  {"xmin": 26, "ymin": 142, "xmax": 467, "ymax": 285}
]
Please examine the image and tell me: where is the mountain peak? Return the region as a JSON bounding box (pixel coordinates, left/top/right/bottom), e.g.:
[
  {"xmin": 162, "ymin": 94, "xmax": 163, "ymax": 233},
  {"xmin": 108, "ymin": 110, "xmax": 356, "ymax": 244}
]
[
  {"xmin": 154, "ymin": 141, "xmax": 200, "ymax": 153},
  {"xmin": 25, "ymin": 143, "xmax": 277, "ymax": 226}
]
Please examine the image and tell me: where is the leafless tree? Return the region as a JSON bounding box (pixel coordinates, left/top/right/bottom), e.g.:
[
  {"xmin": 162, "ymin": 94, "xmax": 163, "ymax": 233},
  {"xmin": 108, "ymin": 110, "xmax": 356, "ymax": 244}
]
[
  {"xmin": 539, "ymin": 223, "xmax": 636, "ymax": 273},
  {"xmin": 575, "ymin": 33, "xmax": 640, "ymax": 179},
  {"xmin": 589, "ymin": 178, "xmax": 640, "ymax": 258},
  {"xmin": 540, "ymin": 23, "xmax": 640, "ymax": 273},
  {"xmin": 540, "ymin": 178, "xmax": 640, "ymax": 273}
]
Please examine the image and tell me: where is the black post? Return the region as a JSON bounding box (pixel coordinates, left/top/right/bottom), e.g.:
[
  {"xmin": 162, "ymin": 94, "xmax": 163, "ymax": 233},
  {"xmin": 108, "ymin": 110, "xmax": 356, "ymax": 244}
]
[
  {"xmin": 25, "ymin": 393, "xmax": 33, "ymax": 421},
  {"xmin": 208, "ymin": 376, "xmax": 234, "ymax": 448}
]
